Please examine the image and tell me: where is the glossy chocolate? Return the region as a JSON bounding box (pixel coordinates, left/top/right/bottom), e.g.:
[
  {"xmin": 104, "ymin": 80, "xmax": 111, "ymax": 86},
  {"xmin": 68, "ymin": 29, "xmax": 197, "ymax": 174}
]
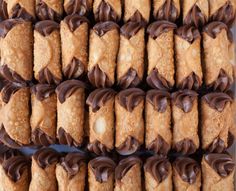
[
  {"xmin": 32, "ymin": 128, "xmax": 55, "ymax": 146},
  {"xmin": 35, "ymin": 20, "xmax": 59, "ymax": 36},
  {"xmin": 64, "ymin": 0, "xmax": 90, "ymax": 16},
  {"xmin": 178, "ymin": 72, "xmax": 201, "ymax": 90},
  {"xmin": 31, "ymin": 84, "xmax": 55, "ymax": 101},
  {"xmin": 93, "ymin": 21, "xmax": 119, "ymax": 37},
  {"xmin": 174, "ymin": 139, "xmax": 197, "ymax": 155},
  {"xmin": 87, "ymin": 140, "xmax": 111, "ymax": 155},
  {"xmin": 176, "ymin": 25, "xmax": 200, "ymax": 43},
  {"xmin": 116, "ymin": 136, "xmax": 140, "ymax": 155},
  {"xmin": 147, "ymin": 135, "xmax": 170, "ymax": 155},
  {"xmin": 118, "ymin": 68, "xmax": 141, "ymax": 89},
  {"xmin": 64, "ymin": 14, "xmax": 89, "ymax": 32}
]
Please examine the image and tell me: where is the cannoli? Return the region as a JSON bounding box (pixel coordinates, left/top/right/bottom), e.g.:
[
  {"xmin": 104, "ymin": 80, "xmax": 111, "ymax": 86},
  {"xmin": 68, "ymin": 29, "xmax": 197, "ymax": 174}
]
[
  {"xmin": 56, "ymin": 80, "xmax": 86, "ymax": 147},
  {"xmin": 86, "ymin": 88, "xmax": 116, "ymax": 155},
  {"xmin": 115, "ymin": 88, "xmax": 145, "ymax": 155},
  {"xmin": 172, "ymin": 90, "xmax": 199, "ymax": 155},
  {"xmin": 175, "ymin": 25, "xmax": 203, "ymax": 90},
  {"xmin": 145, "ymin": 90, "xmax": 171, "ymax": 155},
  {"xmin": 7, "ymin": 0, "xmax": 35, "ymax": 21},
  {"xmin": 201, "ymin": 92, "xmax": 233, "ymax": 153},
  {"xmin": 93, "ymin": 0, "xmax": 122, "ymax": 22},
  {"xmin": 114, "ymin": 156, "xmax": 142, "ymax": 191},
  {"xmin": 203, "ymin": 22, "xmax": 233, "ymax": 92},
  {"xmin": 31, "ymin": 84, "xmax": 57, "ymax": 146},
  {"xmin": 36, "ymin": 0, "xmax": 63, "ymax": 22},
  {"xmin": 34, "ymin": 20, "xmax": 62, "ymax": 85},
  {"xmin": 183, "ymin": 0, "xmax": 209, "ymax": 27},
  {"xmin": 209, "ymin": 0, "xmax": 236, "ymax": 26},
  {"xmin": 146, "ymin": 21, "xmax": 176, "ymax": 90},
  {"xmin": 123, "ymin": 0, "xmax": 150, "ymax": 23},
  {"xmin": 0, "ymin": 86, "xmax": 30, "ymax": 148},
  {"xmin": 56, "ymin": 153, "xmax": 87, "ymax": 191},
  {"xmin": 0, "ymin": 154, "xmax": 30, "ymax": 191},
  {"xmin": 29, "ymin": 148, "xmax": 59, "ymax": 191},
  {"xmin": 173, "ymin": 157, "xmax": 201, "ymax": 191},
  {"xmin": 202, "ymin": 153, "xmax": 235, "ymax": 191},
  {"xmin": 61, "ymin": 14, "xmax": 89, "ymax": 80},
  {"xmin": 0, "ymin": 19, "xmax": 33, "ymax": 82},
  {"xmin": 0, "ymin": 0, "xmax": 8, "ymax": 21},
  {"xmin": 144, "ymin": 156, "xmax": 172, "ymax": 191},
  {"xmin": 88, "ymin": 156, "xmax": 116, "ymax": 191},
  {"xmin": 117, "ymin": 22, "xmax": 145, "ymax": 89},
  {"xmin": 64, "ymin": 0, "xmax": 93, "ymax": 16},
  {"xmin": 153, "ymin": 0, "xmax": 180, "ymax": 22},
  {"xmin": 88, "ymin": 21, "xmax": 119, "ymax": 88}
]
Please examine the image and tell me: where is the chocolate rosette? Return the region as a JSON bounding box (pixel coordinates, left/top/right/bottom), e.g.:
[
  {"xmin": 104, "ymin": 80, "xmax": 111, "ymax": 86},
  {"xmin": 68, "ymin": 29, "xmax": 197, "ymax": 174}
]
[
  {"xmin": 64, "ymin": 13, "xmax": 89, "ymax": 32},
  {"xmin": 0, "ymin": 0, "xmax": 8, "ymax": 21},
  {"xmin": 176, "ymin": 25, "xmax": 200, "ymax": 44},
  {"xmin": 147, "ymin": 135, "xmax": 170, "ymax": 156},
  {"xmin": 203, "ymin": 21, "xmax": 229, "ymax": 40},
  {"xmin": 90, "ymin": 156, "xmax": 116, "ymax": 183},
  {"xmin": 10, "ymin": 3, "xmax": 34, "ymax": 21},
  {"xmin": 64, "ymin": 0, "xmax": 91, "ymax": 16},
  {"xmin": 31, "ymin": 84, "xmax": 55, "ymax": 101},
  {"xmin": 120, "ymin": 20, "xmax": 143, "ymax": 40},
  {"xmin": 116, "ymin": 136, "xmax": 140, "ymax": 155},
  {"xmin": 87, "ymin": 140, "xmax": 111, "ymax": 155}
]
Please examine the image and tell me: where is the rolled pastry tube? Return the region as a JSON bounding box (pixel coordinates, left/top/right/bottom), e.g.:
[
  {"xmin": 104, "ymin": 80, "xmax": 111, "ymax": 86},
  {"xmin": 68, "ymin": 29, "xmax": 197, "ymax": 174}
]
[
  {"xmin": 175, "ymin": 25, "xmax": 203, "ymax": 90},
  {"xmin": 144, "ymin": 156, "xmax": 172, "ymax": 191},
  {"xmin": 115, "ymin": 156, "xmax": 142, "ymax": 191},
  {"xmin": 203, "ymin": 22, "xmax": 233, "ymax": 92},
  {"xmin": 0, "ymin": 154, "xmax": 30, "ymax": 191},
  {"xmin": 209, "ymin": 0, "xmax": 236, "ymax": 26},
  {"xmin": 145, "ymin": 90, "xmax": 171, "ymax": 155},
  {"xmin": 7, "ymin": 0, "xmax": 35, "ymax": 21},
  {"xmin": 29, "ymin": 148, "xmax": 59, "ymax": 191},
  {"xmin": 36, "ymin": 0, "xmax": 63, "ymax": 22},
  {"xmin": 172, "ymin": 90, "xmax": 199, "ymax": 155},
  {"xmin": 153, "ymin": 0, "xmax": 180, "ymax": 22},
  {"xmin": 56, "ymin": 80, "xmax": 86, "ymax": 147},
  {"xmin": 60, "ymin": 14, "xmax": 89, "ymax": 80},
  {"xmin": 183, "ymin": 0, "xmax": 209, "ymax": 28},
  {"xmin": 115, "ymin": 88, "xmax": 145, "ymax": 155},
  {"xmin": 117, "ymin": 22, "xmax": 145, "ymax": 89},
  {"xmin": 146, "ymin": 21, "xmax": 176, "ymax": 90},
  {"xmin": 0, "ymin": 0, "xmax": 8, "ymax": 21},
  {"xmin": 64, "ymin": 0, "xmax": 93, "ymax": 16},
  {"xmin": 173, "ymin": 157, "xmax": 201, "ymax": 191},
  {"xmin": 123, "ymin": 0, "xmax": 150, "ymax": 23},
  {"xmin": 30, "ymin": 84, "xmax": 57, "ymax": 146},
  {"xmin": 0, "ymin": 19, "xmax": 33, "ymax": 83},
  {"xmin": 88, "ymin": 21, "xmax": 119, "ymax": 88},
  {"xmin": 86, "ymin": 88, "xmax": 116, "ymax": 155},
  {"xmin": 201, "ymin": 92, "xmax": 233, "ymax": 153},
  {"xmin": 93, "ymin": 0, "xmax": 122, "ymax": 22},
  {"xmin": 202, "ymin": 153, "xmax": 235, "ymax": 191},
  {"xmin": 34, "ymin": 20, "xmax": 62, "ymax": 85},
  {"xmin": 0, "ymin": 86, "xmax": 30, "ymax": 148},
  {"xmin": 88, "ymin": 156, "xmax": 116, "ymax": 191},
  {"xmin": 56, "ymin": 153, "xmax": 87, "ymax": 191}
]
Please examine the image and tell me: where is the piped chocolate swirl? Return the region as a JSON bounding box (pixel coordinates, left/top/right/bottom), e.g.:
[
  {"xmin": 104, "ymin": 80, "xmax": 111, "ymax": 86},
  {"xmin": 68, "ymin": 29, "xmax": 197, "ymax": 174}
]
[
  {"xmin": 10, "ymin": 4, "xmax": 34, "ymax": 21},
  {"xmin": 0, "ymin": 145, "xmax": 20, "ymax": 164},
  {"xmin": 176, "ymin": 25, "xmax": 200, "ymax": 43},
  {"xmin": 147, "ymin": 20, "xmax": 176, "ymax": 39},
  {"xmin": 202, "ymin": 92, "xmax": 232, "ymax": 112},
  {"xmin": 56, "ymin": 80, "xmax": 86, "ymax": 104},
  {"xmin": 128, "ymin": 10, "xmax": 146, "ymax": 24},
  {"xmin": 184, "ymin": 4, "xmax": 207, "ymax": 27},
  {"xmin": 147, "ymin": 135, "xmax": 170, "ymax": 155},
  {"xmin": 88, "ymin": 65, "xmax": 113, "ymax": 88},
  {"xmin": 155, "ymin": 0, "xmax": 179, "ymax": 22},
  {"xmin": 86, "ymin": 88, "xmax": 116, "ymax": 112},
  {"xmin": 95, "ymin": 0, "xmax": 119, "ymax": 22},
  {"xmin": 203, "ymin": 21, "xmax": 229, "ymax": 39},
  {"xmin": 205, "ymin": 153, "xmax": 235, "ymax": 177},
  {"xmin": 118, "ymin": 68, "xmax": 141, "ymax": 89},
  {"xmin": 116, "ymin": 136, "xmax": 140, "ymax": 155},
  {"xmin": 0, "ymin": 125, "xmax": 22, "ymax": 148},
  {"xmin": 172, "ymin": 90, "xmax": 198, "ymax": 113},
  {"xmin": 146, "ymin": 69, "xmax": 172, "ymax": 90},
  {"xmin": 146, "ymin": 90, "xmax": 170, "ymax": 113},
  {"xmin": 57, "ymin": 127, "xmax": 80, "ymax": 147},
  {"xmin": 60, "ymin": 153, "xmax": 86, "ymax": 179},
  {"xmin": 87, "ymin": 140, "xmax": 111, "ymax": 155},
  {"xmin": 210, "ymin": 1, "xmax": 235, "ymax": 26},
  {"xmin": 93, "ymin": 21, "xmax": 119, "ymax": 37},
  {"xmin": 207, "ymin": 137, "xmax": 225, "ymax": 153},
  {"xmin": 33, "ymin": 148, "xmax": 59, "ymax": 169},
  {"xmin": 63, "ymin": 58, "xmax": 85, "ymax": 79},
  {"xmin": 0, "ymin": 0, "xmax": 8, "ymax": 21},
  {"xmin": 178, "ymin": 72, "xmax": 201, "ymax": 90},
  {"xmin": 32, "ymin": 128, "xmax": 55, "ymax": 146},
  {"xmin": 144, "ymin": 156, "xmax": 170, "ymax": 183},
  {"xmin": 64, "ymin": 14, "xmax": 89, "ymax": 32},
  {"xmin": 0, "ymin": 18, "xmax": 24, "ymax": 38},
  {"xmin": 38, "ymin": 67, "xmax": 61, "ymax": 85},
  {"xmin": 121, "ymin": 21, "xmax": 143, "ymax": 39},
  {"xmin": 115, "ymin": 156, "xmax": 142, "ymax": 180},
  {"xmin": 174, "ymin": 157, "xmax": 200, "ymax": 184},
  {"xmin": 31, "ymin": 84, "xmax": 55, "ymax": 101},
  {"xmin": 174, "ymin": 139, "xmax": 197, "ymax": 155},
  {"xmin": 90, "ymin": 156, "xmax": 116, "ymax": 183},
  {"xmin": 2, "ymin": 155, "xmax": 29, "ymax": 182},
  {"xmin": 35, "ymin": 20, "xmax": 59, "ymax": 36},
  {"xmin": 64, "ymin": 0, "xmax": 90, "ymax": 16},
  {"xmin": 117, "ymin": 88, "xmax": 145, "ymax": 112}
]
